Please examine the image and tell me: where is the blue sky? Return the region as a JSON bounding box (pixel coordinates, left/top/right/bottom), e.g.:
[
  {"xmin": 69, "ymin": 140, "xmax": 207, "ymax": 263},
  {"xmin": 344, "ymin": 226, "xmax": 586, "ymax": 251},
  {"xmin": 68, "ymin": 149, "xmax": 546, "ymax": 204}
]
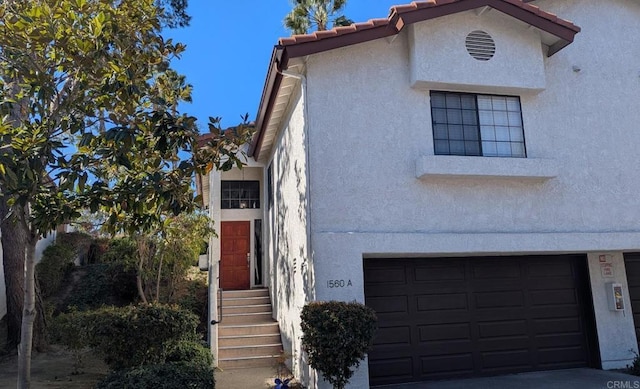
[{"xmin": 166, "ymin": 1, "xmax": 403, "ymax": 131}]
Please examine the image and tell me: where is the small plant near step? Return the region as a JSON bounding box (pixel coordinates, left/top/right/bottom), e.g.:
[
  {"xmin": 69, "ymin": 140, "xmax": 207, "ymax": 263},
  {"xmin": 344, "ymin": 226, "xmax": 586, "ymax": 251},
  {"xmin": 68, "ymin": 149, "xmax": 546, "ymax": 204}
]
[
  {"xmin": 627, "ymin": 350, "xmax": 640, "ymax": 376},
  {"xmin": 300, "ymin": 301, "xmax": 377, "ymax": 389},
  {"xmin": 273, "ymin": 350, "xmax": 294, "ymax": 389}
]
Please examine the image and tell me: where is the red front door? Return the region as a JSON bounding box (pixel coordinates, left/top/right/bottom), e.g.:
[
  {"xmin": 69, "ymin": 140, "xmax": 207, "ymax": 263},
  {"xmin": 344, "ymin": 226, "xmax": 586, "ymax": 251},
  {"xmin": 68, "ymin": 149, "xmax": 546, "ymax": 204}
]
[{"xmin": 220, "ymin": 221, "xmax": 250, "ymax": 290}]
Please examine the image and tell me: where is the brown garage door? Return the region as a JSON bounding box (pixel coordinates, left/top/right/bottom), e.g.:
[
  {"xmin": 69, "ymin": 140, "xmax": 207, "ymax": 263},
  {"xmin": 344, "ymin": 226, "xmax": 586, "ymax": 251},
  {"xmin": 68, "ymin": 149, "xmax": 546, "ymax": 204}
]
[
  {"xmin": 364, "ymin": 255, "xmax": 598, "ymax": 386},
  {"xmin": 624, "ymin": 254, "xmax": 640, "ymax": 347}
]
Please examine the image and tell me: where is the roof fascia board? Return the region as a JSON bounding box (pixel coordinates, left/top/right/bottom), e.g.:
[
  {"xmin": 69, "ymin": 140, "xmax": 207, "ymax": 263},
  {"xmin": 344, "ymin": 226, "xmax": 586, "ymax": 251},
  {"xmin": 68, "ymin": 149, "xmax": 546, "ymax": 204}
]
[{"xmin": 249, "ymin": 48, "xmax": 288, "ymax": 158}]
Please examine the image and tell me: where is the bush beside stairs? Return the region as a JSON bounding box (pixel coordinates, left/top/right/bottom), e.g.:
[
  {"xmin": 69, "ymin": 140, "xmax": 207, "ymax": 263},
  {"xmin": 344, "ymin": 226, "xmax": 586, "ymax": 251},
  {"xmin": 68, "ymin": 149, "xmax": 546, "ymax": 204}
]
[{"xmin": 218, "ymin": 289, "xmax": 283, "ymax": 369}]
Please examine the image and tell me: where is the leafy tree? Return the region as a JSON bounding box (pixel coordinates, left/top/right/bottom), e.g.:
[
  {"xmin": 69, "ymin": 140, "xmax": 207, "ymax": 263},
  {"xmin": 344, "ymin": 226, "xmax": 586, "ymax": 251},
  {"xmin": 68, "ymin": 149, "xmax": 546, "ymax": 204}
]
[
  {"xmin": 0, "ymin": 0, "xmax": 251, "ymax": 386},
  {"xmin": 284, "ymin": 0, "xmax": 353, "ymax": 35}
]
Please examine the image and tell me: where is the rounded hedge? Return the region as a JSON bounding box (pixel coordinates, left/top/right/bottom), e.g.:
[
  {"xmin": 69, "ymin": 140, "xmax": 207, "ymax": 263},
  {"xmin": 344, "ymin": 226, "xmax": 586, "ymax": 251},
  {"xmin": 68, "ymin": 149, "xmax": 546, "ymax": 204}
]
[{"xmin": 96, "ymin": 362, "xmax": 215, "ymax": 389}]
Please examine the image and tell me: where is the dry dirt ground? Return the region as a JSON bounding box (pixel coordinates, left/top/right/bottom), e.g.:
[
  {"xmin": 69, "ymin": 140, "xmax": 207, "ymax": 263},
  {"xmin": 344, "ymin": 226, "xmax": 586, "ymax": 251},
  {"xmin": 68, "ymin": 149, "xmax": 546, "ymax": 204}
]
[{"xmin": 0, "ymin": 346, "xmax": 109, "ymax": 388}]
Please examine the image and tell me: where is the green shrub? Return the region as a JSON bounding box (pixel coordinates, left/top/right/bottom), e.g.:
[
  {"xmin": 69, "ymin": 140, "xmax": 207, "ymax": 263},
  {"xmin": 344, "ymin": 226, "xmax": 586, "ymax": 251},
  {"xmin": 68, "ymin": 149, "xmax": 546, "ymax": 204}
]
[
  {"xmin": 300, "ymin": 301, "xmax": 377, "ymax": 389},
  {"xmin": 101, "ymin": 238, "xmax": 137, "ymax": 267},
  {"xmin": 627, "ymin": 351, "xmax": 640, "ymax": 376},
  {"xmin": 177, "ymin": 278, "xmax": 208, "ymax": 334},
  {"xmin": 95, "ymin": 362, "xmax": 215, "ymax": 389},
  {"xmin": 62, "ymin": 263, "xmax": 137, "ymax": 310},
  {"xmin": 54, "ymin": 304, "xmax": 204, "ymax": 369},
  {"xmin": 36, "ymin": 242, "xmax": 76, "ymax": 298},
  {"xmin": 166, "ymin": 340, "xmax": 212, "ymax": 367},
  {"xmin": 56, "ymin": 232, "xmax": 93, "ymax": 264}
]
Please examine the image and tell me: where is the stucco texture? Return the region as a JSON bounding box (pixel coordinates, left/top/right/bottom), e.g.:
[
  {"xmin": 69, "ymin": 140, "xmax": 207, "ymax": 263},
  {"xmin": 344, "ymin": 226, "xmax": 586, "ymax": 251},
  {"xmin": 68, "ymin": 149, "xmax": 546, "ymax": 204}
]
[{"xmin": 292, "ymin": 0, "xmax": 640, "ymax": 387}]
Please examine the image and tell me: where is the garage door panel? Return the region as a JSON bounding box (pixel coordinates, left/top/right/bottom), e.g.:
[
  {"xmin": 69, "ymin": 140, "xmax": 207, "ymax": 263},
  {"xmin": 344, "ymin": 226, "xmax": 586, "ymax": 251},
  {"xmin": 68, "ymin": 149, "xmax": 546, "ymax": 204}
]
[
  {"xmin": 534, "ymin": 317, "xmax": 582, "ymax": 334},
  {"xmin": 418, "ymin": 323, "xmax": 470, "ymax": 342},
  {"xmin": 416, "ymin": 293, "xmax": 468, "ymax": 311},
  {"xmin": 368, "ymin": 357, "xmax": 413, "ymax": 384},
  {"xmin": 481, "ymin": 349, "xmax": 531, "ymax": 369},
  {"xmin": 530, "ymin": 305, "xmax": 581, "ymax": 319},
  {"xmin": 414, "ymin": 311, "xmax": 473, "ymax": 325},
  {"xmin": 538, "ymin": 346, "xmax": 587, "ymax": 365},
  {"xmin": 527, "ymin": 261, "xmax": 574, "ymax": 277},
  {"xmin": 373, "ymin": 326, "xmax": 412, "ymax": 346},
  {"xmin": 475, "ymin": 290, "xmax": 524, "ymax": 308},
  {"xmin": 478, "ymin": 320, "xmax": 527, "ymax": 338},
  {"xmin": 365, "ymin": 267, "xmax": 407, "ymax": 284},
  {"xmin": 415, "ymin": 263, "xmax": 466, "ymax": 282},
  {"xmin": 471, "ymin": 261, "xmax": 522, "ymax": 279},
  {"xmin": 367, "ymin": 296, "xmax": 409, "ymax": 314},
  {"xmin": 477, "ymin": 337, "xmax": 529, "ymax": 352},
  {"xmin": 530, "ymin": 289, "xmax": 577, "ymax": 306},
  {"xmin": 365, "ymin": 255, "xmax": 595, "ymax": 386},
  {"xmin": 474, "ymin": 308, "xmax": 528, "ymax": 322},
  {"xmin": 535, "ymin": 333, "xmax": 585, "ymax": 349},
  {"xmin": 419, "ymin": 340, "xmax": 474, "ymax": 355},
  {"xmin": 420, "ymin": 354, "xmax": 474, "ymax": 374}
]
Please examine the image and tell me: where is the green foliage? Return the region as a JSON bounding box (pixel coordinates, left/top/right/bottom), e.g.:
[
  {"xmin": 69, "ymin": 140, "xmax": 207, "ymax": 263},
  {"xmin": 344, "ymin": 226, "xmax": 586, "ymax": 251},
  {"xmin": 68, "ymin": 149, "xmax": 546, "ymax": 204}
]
[
  {"xmin": 165, "ymin": 340, "xmax": 212, "ymax": 367},
  {"xmin": 284, "ymin": 0, "xmax": 353, "ymax": 35},
  {"xmin": 627, "ymin": 350, "xmax": 640, "ymax": 376},
  {"xmin": 101, "ymin": 238, "xmax": 138, "ymax": 267},
  {"xmin": 54, "ymin": 304, "xmax": 202, "ymax": 369},
  {"xmin": 300, "ymin": 301, "xmax": 377, "ymax": 389},
  {"xmin": 176, "ymin": 277, "xmax": 208, "ymax": 334},
  {"xmin": 36, "ymin": 242, "xmax": 75, "ymax": 298},
  {"xmin": 96, "ymin": 362, "xmax": 215, "ymax": 389},
  {"xmin": 61, "ymin": 263, "xmax": 137, "ymax": 311}
]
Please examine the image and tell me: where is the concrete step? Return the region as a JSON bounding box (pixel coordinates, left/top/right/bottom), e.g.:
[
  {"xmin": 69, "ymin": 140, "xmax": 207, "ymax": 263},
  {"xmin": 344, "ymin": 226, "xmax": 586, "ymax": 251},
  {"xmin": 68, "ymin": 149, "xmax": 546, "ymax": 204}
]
[
  {"xmin": 222, "ymin": 312, "xmax": 273, "ymax": 325},
  {"xmin": 218, "ymin": 355, "xmax": 280, "ymax": 369},
  {"xmin": 219, "ymin": 322, "xmax": 280, "ymax": 337},
  {"xmin": 222, "ymin": 304, "xmax": 272, "ymax": 315},
  {"xmin": 221, "ymin": 296, "xmax": 271, "ymax": 306},
  {"xmin": 219, "ymin": 343, "xmax": 283, "ymax": 359},
  {"xmin": 219, "ymin": 334, "xmax": 283, "ymax": 347},
  {"xmin": 222, "ymin": 289, "xmax": 269, "ymax": 299}
]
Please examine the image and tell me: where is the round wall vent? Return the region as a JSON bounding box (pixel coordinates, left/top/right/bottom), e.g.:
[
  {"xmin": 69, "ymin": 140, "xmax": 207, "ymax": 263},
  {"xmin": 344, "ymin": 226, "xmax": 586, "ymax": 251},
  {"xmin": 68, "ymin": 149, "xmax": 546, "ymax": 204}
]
[{"xmin": 465, "ymin": 30, "xmax": 495, "ymax": 61}]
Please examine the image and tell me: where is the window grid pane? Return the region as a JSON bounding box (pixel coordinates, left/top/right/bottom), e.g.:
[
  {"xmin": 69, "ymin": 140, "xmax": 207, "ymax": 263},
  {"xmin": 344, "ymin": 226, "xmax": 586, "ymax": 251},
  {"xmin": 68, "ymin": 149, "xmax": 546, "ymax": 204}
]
[
  {"xmin": 431, "ymin": 91, "xmax": 525, "ymax": 158},
  {"xmin": 221, "ymin": 181, "xmax": 261, "ymax": 209}
]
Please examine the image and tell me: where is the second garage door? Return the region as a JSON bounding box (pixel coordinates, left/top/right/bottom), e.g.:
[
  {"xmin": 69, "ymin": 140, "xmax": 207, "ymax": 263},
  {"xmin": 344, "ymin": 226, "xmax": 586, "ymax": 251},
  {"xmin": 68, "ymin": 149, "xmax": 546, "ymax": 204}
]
[{"xmin": 364, "ymin": 255, "xmax": 599, "ymax": 386}]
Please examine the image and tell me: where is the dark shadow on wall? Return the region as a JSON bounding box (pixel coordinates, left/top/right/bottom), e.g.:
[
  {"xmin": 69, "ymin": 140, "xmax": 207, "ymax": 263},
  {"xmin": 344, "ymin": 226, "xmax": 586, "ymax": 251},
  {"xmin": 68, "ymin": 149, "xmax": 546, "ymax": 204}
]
[{"xmin": 271, "ymin": 108, "xmax": 316, "ymax": 385}]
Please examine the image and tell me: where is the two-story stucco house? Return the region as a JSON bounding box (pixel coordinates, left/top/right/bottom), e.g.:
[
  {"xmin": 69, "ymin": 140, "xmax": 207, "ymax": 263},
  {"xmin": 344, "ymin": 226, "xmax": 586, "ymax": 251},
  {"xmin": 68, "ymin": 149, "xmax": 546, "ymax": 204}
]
[{"xmin": 202, "ymin": 0, "xmax": 640, "ymax": 387}]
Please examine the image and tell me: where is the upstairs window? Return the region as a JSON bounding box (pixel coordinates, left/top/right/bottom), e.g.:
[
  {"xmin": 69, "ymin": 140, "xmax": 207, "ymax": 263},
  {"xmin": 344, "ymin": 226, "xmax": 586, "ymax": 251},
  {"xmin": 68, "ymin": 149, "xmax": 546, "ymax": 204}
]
[
  {"xmin": 431, "ymin": 91, "xmax": 526, "ymax": 158},
  {"xmin": 221, "ymin": 181, "xmax": 260, "ymax": 209}
]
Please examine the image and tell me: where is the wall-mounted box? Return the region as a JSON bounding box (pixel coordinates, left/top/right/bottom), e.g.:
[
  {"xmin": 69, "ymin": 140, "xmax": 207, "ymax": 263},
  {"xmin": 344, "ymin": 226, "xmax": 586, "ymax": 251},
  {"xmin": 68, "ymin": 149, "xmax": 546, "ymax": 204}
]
[{"xmin": 606, "ymin": 282, "xmax": 625, "ymax": 311}]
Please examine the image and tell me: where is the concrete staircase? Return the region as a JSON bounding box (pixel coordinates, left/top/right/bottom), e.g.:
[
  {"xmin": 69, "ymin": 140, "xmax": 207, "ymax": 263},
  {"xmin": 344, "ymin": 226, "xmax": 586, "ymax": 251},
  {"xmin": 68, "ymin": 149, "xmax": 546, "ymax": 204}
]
[{"xmin": 218, "ymin": 289, "xmax": 283, "ymax": 369}]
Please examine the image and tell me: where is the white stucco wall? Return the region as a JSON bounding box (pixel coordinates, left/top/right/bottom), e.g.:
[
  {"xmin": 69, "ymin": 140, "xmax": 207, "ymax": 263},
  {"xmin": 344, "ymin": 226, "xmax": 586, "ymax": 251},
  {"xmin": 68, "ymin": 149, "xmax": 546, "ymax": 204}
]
[
  {"xmin": 294, "ymin": 0, "xmax": 640, "ymax": 387},
  {"xmin": 265, "ymin": 85, "xmax": 316, "ymax": 385},
  {"xmin": 409, "ymin": 10, "xmax": 546, "ymax": 93},
  {"xmin": 586, "ymin": 252, "xmax": 637, "ymax": 369}
]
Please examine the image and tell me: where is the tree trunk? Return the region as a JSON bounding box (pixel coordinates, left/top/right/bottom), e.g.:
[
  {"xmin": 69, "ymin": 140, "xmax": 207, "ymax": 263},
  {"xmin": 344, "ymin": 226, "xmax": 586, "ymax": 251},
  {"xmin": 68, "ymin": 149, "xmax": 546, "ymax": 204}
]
[
  {"xmin": 17, "ymin": 230, "xmax": 37, "ymax": 389},
  {"xmin": 1, "ymin": 200, "xmax": 47, "ymax": 353},
  {"xmin": 154, "ymin": 251, "xmax": 164, "ymax": 303},
  {"xmin": 1, "ymin": 200, "xmax": 27, "ymax": 352}
]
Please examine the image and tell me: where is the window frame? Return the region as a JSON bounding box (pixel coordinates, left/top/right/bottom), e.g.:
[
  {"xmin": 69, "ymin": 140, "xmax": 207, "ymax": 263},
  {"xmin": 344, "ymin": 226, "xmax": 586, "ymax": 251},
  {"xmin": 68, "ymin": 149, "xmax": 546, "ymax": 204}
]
[
  {"xmin": 430, "ymin": 91, "xmax": 527, "ymax": 158},
  {"xmin": 221, "ymin": 180, "xmax": 261, "ymax": 209}
]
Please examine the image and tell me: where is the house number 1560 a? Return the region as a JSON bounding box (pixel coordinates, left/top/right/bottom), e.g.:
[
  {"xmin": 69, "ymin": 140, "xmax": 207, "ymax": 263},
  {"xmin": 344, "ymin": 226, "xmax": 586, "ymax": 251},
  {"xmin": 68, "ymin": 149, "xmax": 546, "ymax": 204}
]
[{"xmin": 327, "ymin": 279, "xmax": 352, "ymax": 288}]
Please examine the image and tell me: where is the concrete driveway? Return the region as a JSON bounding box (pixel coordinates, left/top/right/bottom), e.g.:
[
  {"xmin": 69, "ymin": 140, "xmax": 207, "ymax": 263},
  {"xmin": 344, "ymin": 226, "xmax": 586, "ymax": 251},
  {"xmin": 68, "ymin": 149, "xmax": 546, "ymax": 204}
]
[{"xmin": 375, "ymin": 369, "xmax": 640, "ymax": 389}]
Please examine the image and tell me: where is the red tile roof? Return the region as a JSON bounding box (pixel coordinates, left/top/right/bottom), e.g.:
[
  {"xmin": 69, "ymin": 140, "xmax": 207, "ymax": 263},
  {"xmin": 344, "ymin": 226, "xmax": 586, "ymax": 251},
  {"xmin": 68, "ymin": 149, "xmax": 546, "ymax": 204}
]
[{"xmin": 249, "ymin": 0, "xmax": 581, "ymax": 159}]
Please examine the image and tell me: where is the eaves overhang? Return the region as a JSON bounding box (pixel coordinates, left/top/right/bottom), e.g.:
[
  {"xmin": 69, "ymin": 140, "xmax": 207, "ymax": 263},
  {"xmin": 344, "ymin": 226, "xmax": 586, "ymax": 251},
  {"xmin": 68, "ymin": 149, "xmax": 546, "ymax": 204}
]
[{"xmin": 249, "ymin": 0, "xmax": 581, "ymax": 160}]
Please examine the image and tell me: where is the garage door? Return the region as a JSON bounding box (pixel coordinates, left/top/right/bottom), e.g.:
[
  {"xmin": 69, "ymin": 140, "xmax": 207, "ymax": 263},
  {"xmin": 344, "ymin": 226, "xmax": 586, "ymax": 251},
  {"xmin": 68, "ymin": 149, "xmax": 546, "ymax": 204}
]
[
  {"xmin": 364, "ymin": 255, "xmax": 598, "ymax": 386},
  {"xmin": 624, "ymin": 254, "xmax": 640, "ymax": 347}
]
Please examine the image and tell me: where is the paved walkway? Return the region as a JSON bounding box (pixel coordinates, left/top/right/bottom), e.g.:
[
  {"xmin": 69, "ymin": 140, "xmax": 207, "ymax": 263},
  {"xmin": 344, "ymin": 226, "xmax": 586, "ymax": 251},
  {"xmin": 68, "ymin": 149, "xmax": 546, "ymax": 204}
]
[
  {"xmin": 215, "ymin": 367, "xmax": 640, "ymax": 389},
  {"xmin": 376, "ymin": 368, "xmax": 640, "ymax": 389},
  {"xmin": 215, "ymin": 365, "xmax": 299, "ymax": 389}
]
